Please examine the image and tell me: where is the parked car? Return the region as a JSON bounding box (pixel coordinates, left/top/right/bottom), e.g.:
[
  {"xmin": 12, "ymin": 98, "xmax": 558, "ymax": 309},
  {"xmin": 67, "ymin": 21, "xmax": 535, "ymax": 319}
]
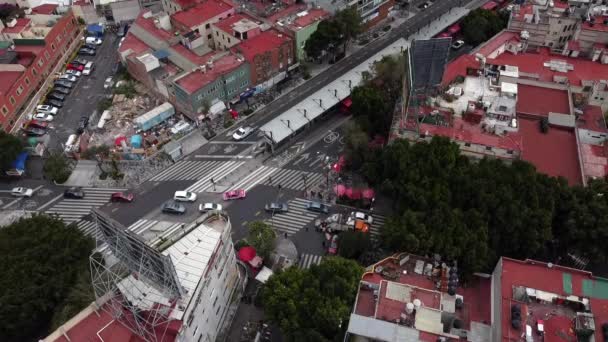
[
  {"xmin": 162, "ymin": 200, "xmax": 186, "ymax": 214},
  {"xmin": 306, "ymin": 201, "xmax": 329, "ymax": 214},
  {"xmin": 451, "ymin": 40, "xmax": 465, "ymax": 49},
  {"xmin": 328, "ymin": 235, "xmax": 339, "ymax": 255},
  {"xmin": 78, "ymin": 48, "xmax": 96, "ymax": 56},
  {"xmin": 110, "ymin": 192, "xmax": 134, "ymax": 202},
  {"xmin": 47, "ymin": 92, "xmax": 66, "ymax": 101},
  {"xmin": 31, "ymin": 112, "xmax": 54, "ymax": 121},
  {"xmin": 85, "ymin": 36, "xmax": 103, "ymax": 45},
  {"xmin": 104, "ymin": 77, "xmax": 114, "ymax": 89},
  {"xmin": 199, "ymin": 203, "xmax": 222, "ymax": 212},
  {"xmin": 11, "ymin": 187, "xmax": 34, "ymax": 197},
  {"xmin": 232, "ymin": 126, "xmax": 254, "ymax": 140},
  {"xmin": 173, "ymin": 190, "xmax": 197, "ymax": 202},
  {"xmin": 53, "ymin": 86, "xmax": 71, "ymax": 95},
  {"xmin": 25, "ymin": 119, "xmax": 49, "ymax": 129},
  {"xmin": 44, "ymin": 99, "xmax": 63, "ymax": 108},
  {"xmin": 54, "ymin": 80, "xmax": 73, "ymax": 88},
  {"xmin": 64, "ymin": 69, "xmax": 82, "ymax": 77},
  {"xmin": 77, "ymin": 116, "xmax": 89, "ymax": 134},
  {"xmin": 64, "ymin": 187, "xmax": 85, "ymax": 199},
  {"xmin": 223, "ymin": 189, "xmax": 246, "ymax": 200},
  {"xmin": 350, "ymin": 211, "xmax": 373, "ymax": 224},
  {"xmin": 36, "ymin": 104, "xmax": 58, "ymax": 115},
  {"xmin": 72, "ymin": 58, "xmax": 89, "ymax": 66},
  {"xmin": 265, "ymin": 202, "xmax": 289, "ymax": 213},
  {"xmin": 58, "ymin": 74, "xmax": 77, "ymax": 83},
  {"xmin": 23, "ymin": 126, "xmax": 47, "ymax": 136},
  {"xmin": 82, "ymin": 61, "xmax": 94, "ymax": 75},
  {"xmin": 170, "ymin": 120, "xmax": 192, "ymax": 135},
  {"xmin": 83, "ymin": 43, "xmax": 97, "ymax": 50},
  {"xmin": 67, "ymin": 63, "xmax": 85, "ymax": 72}
]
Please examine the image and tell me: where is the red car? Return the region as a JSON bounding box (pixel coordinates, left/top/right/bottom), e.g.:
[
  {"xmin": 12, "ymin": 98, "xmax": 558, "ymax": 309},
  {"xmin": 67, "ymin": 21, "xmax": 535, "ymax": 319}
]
[
  {"xmin": 67, "ymin": 63, "xmax": 85, "ymax": 71},
  {"xmin": 25, "ymin": 119, "xmax": 49, "ymax": 129},
  {"xmin": 328, "ymin": 235, "xmax": 338, "ymax": 255},
  {"xmin": 223, "ymin": 189, "xmax": 246, "ymax": 201},
  {"xmin": 110, "ymin": 192, "xmax": 134, "ymax": 202}
]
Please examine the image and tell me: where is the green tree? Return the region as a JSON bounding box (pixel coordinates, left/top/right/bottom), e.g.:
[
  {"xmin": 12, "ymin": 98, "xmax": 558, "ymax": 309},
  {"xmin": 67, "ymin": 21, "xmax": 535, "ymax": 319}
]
[
  {"xmin": 248, "ymin": 221, "xmax": 276, "ymax": 260},
  {"xmin": 44, "ymin": 152, "xmax": 72, "ymax": 183},
  {"xmin": 337, "ymin": 231, "xmax": 371, "ymax": 260},
  {"xmin": 263, "ymin": 257, "xmax": 363, "ymax": 341},
  {"xmin": 334, "ymin": 7, "xmax": 363, "ymax": 49},
  {"xmin": 0, "ymin": 215, "xmax": 94, "ymax": 341},
  {"xmin": 461, "ymin": 9, "xmax": 508, "ymax": 45},
  {"xmin": 350, "ymin": 85, "xmax": 392, "ymax": 136},
  {"xmin": 0, "ymin": 130, "xmax": 23, "ymax": 170}
]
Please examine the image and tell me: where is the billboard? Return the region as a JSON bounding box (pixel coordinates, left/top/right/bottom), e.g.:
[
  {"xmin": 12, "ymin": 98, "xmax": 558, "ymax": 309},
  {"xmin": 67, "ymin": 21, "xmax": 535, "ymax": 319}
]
[{"xmin": 410, "ymin": 38, "xmax": 451, "ymax": 89}]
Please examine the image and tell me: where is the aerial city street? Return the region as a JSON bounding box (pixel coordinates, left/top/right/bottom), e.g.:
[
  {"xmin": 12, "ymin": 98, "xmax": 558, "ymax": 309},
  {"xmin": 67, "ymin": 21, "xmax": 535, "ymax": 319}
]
[{"xmin": 2, "ymin": 0, "xmax": 608, "ymax": 341}]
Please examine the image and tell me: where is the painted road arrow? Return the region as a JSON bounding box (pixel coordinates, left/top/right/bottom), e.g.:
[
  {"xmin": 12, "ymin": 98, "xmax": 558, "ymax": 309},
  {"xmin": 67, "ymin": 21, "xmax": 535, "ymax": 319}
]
[{"xmin": 293, "ymin": 153, "xmax": 311, "ymax": 166}]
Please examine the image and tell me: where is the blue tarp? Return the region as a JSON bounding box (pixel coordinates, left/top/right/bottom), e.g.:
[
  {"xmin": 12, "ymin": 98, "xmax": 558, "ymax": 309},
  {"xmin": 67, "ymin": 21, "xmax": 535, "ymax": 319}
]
[
  {"xmin": 130, "ymin": 135, "xmax": 142, "ymax": 148},
  {"xmin": 152, "ymin": 49, "xmax": 170, "ymax": 59},
  {"xmin": 87, "ymin": 24, "xmax": 104, "ymax": 37},
  {"xmin": 11, "ymin": 152, "xmax": 28, "ymax": 171}
]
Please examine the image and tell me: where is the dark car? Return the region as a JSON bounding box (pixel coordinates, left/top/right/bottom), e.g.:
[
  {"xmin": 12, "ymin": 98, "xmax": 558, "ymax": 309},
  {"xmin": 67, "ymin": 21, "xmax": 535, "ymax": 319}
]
[
  {"xmin": 64, "ymin": 187, "xmax": 85, "ymax": 199},
  {"xmin": 265, "ymin": 202, "xmax": 289, "ymax": 213},
  {"xmin": 111, "ymin": 192, "xmax": 134, "ymax": 202},
  {"xmin": 77, "ymin": 116, "xmax": 89, "ymax": 134},
  {"xmin": 47, "ymin": 92, "xmax": 66, "ymax": 101},
  {"xmin": 162, "ymin": 200, "xmax": 186, "ymax": 214},
  {"xmin": 78, "ymin": 48, "xmax": 96, "ymax": 56},
  {"xmin": 45, "ymin": 99, "xmax": 63, "ymax": 108},
  {"xmin": 53, "ymin": 86, "xmax": 71, "ymax": 95},
  {"xmin": 83, "ymin": 43, "xmax": 97, "ymax": 50},
  {"xmin": 71, "ymin": 58, "xmax": 89, "ymax": 66},
  {"xmin": 54, "ymin": 80, "xmax": 73, "ymax": 88},
  {"xmin": 22, "ymin": 126, "xmax": 47, "ymax": 136},
  {"xmin": 306, "ymin": 201, "xmax": 329, "ymax": 214}
]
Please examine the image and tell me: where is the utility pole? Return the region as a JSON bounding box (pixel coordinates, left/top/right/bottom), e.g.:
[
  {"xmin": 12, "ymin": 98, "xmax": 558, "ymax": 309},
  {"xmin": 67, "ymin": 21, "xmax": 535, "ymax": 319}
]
[{"xmin": 210, "ymin": 177, "xmax": 216, "ymax": 191}]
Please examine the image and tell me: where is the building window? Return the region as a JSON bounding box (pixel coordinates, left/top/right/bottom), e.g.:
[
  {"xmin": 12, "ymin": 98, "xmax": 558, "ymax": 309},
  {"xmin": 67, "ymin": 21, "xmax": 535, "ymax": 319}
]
[
  {"xmin": 216, "ymin": 31, "xmax": 219, "ymax": 36},
  {"xmin": 9, "ymin": 96, "xmax": 15, "ymax": 105},
  {"xmin": 25, "ymin": 77, "xmax": 30, "ymax": 85},
  {"xmin": 16, "ymin": 85, "xmax": 23, "ymax": 95},
  {"xmin": 228, "ymin": 38, "xmax": 231, "ymax": 43},
  {"xmin": 1, "ymin": 106, "xmax": 8, "ymax": 115},
  {"xmin": 32, "ymin": 68, "xmax": 38, "ymax": 76},
  {"xmin": 208, "ymin": 34, "xmax": 212, "ymax": 39},
  {"xmin": 485, "ymin": 146, "xmax": 492, "ymax": 151},
  {"xmin": 51, "ymin": 43, "xmax": 56, "ymax": 51},
  {"xmin": 37, "ymin": 59, "xmax": 44, "ymax": 67},
  {"xmin": 205, "ymin": 23, "xmax": 210, "ymax": 29}
]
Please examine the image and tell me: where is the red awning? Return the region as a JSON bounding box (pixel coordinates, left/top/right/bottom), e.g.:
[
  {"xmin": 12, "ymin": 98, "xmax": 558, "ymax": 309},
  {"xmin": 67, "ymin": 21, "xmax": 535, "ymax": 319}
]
[
  {"xmin": 437, "ymin": 32, "xmax": 451, "ymax": 38},
  {"xmin": 448, "ymin": 24, "xmax": 461, "ymax": 34},
  {"xmin": 341, "ymin": 98, "xmax": 352, "ymax": 107},
  {"xmin": 362, "ymin": 188, "xmax": 375, "ymax": 200},
  {"xmin": 481, "ymin": 1, "xmax": 498, "ymax": 10},
  {"xmin": 334, "ymin": 184, "xmax": 347, "ymax": 196},
  {"xmin": 115, "ymin": 136, "xmax": 127, "ymax": 147},
  {"xmin": 238, "ymin": 246, "xmax": 256, "ymax": 262},
  {"xmin": 345, "ymin": 188, "xmax": 362, "ymax": 200}
]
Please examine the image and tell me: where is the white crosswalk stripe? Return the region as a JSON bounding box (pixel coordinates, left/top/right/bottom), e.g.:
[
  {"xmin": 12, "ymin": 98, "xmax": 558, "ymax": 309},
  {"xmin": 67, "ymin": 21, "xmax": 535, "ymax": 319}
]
[
  {"xmin": 45, "ymin": 187, "xmax": 125, "ymax": 224},
  {"xmin": 75, "ymin": 219, "xmax": 100, "ymax": 239},
  {"xmin": 264, "ymin": 198, "xmax": 327, "ymax": 235},
  {"xmin": 127, "ymin": 219, "xmax": 184, "ymax": 237},
  {"xmin": 148, "ymin": 161, "xmax": 227, "ymax": 181},
  {"xmin": 184, "ymin": 161, "xmax": 246, "ymax": 193},
  {"xmin": 228, "ymin": 166, "xmax": 325, "ymax": 192},
  {"xmin": 298, "ymin": 254, "xmax": 323, "ymax": 269},
  {"xmin": 369, "ymin": 214, "xmax": 386, "ymax": 241}
]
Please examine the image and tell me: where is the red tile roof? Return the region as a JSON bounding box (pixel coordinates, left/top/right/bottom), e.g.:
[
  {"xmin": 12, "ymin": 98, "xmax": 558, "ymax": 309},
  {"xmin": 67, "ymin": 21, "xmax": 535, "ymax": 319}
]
[
  {"xmin": 175, "ymin": 0, "xmax": 198, "ymax": 8},
  {"xmin": 442, "ymin": 54, "xmax": 479, "ymax": 85},
  {"xmin": 516, "ymin": 85, "xmax": 570, "ymax": 117},
  {"xmin": 234, "ymin": 29, "xmax": 291, "ymax": 62},
  {"xmin": 518, "ymin": 117, "xmax": 582, "ymax": 185},
  {"xmin": 171, "ymin": 0, "xmax": 234, "ymax": 29},
  {"xmin": 2, "ymin": 18, "xmax": 31, "ymax": 34},
  {"xmin": 0, "ymin": 71, "xmax": 23, "ymax": 95},
  {"xmin": 213, "ymin": 13, "xmax": 254, "ymax": 35},
  {"xmin": 292, "ymin": 8, "xmax": 330, "ymax": 28},
  {"xmin": 476, "ymin": 30, "xmax": 519, "ymax": 57},
  {"xmin": 118, "ymin": 34, "xmax": 150, "ymax": 55},
  {"xmin": 134, "ymin": 13, "xmax": 174, "ymax": 42},
  {"xmin": 580, "ymin": 143, "xmax": 608, "ymax": 180},
  {"xmin": 31, "ymin": 4, "xmax": 58, "ymax": 14},
  {"xmin": 175, "ymin": 54, "xmax": 243, "ymax": 93},
  {"xmin": 579, "ymin": 105, "xmax": 608, "ymax": 133},
  {"xmin": 582, "ymin": 16, "xmax": 608, "ymax": 33}
]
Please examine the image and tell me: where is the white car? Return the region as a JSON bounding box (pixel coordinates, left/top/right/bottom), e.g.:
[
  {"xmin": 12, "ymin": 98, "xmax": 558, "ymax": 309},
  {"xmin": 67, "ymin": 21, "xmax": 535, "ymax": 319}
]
[
  {"xmin": 351, "ymin": 211, "xmax": 373, "ymax": 224},
  {"xmin": 170, "ymin": 120, "xmax": 192, "ymax": 135},
  {"xmin": 82, "ymin": 61, "xmax": 94, "ymax": 76},
  {"xmin": 451, "ymin": 40, "xmax": 465, "ymax": 49},
  {"xmin": 173, "ymin": 190, "xmax": 197, "ymax": 202},
  {"xmin": 64, "ymin": 69, "xmax": 82, "ymax": 77},
  {"xmin": 199, "ymin": 203, "xmax": 222, "ymax": 212},
  {"xmin": 59, "ymin": 74, "xmax": 77, "ymax": 82},
  {"xmin": 104, "ymin": 77, "xmax": 114, "ymax": 89},
  {"xmin": 31, "ymin": 112, "xmax": 54, "ymax": 121},
  {"xmin": 11, "ymin": 187, "xmax": 33, "ymax": 197},
  {"xmin": 85, "ymin": 37, "xmax": 103, "ymax": 45},
  {"xmin": 36, "ymin": 105, "xmax": 58, "ymax": 115},
  {"xmin": 232, "ymin": 126, "xmax": 254, "ymax": 140}
]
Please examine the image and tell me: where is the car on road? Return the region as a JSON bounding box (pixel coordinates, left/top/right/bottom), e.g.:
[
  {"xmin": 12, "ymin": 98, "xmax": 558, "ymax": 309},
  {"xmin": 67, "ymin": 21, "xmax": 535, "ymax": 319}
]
[
  {"xmin": 173, "ymin": 190, "xmax": 197, "ymax": 202},
  {"xmin": 232, "ymin": 126, "xmax": 254, "ymax": 140},
  {"xmin": 47, "ymin": 92, "xmax": 66, "ymax": 101},
  {"xmin": 111, "ymin": 192, "xmax": 134, "ymax": 202},
  {"xmin": 25, "ymin": 119, "xmax": 49, "ymax": 129},
  {"xmin": 54, "ymin": 80, "xmax": 73, "ymax": 88},
  {"xmin": 85, "ymin": 36, "xmax": 103, "ymax": 45},
  {"xmin": 199, "ymin": 203, "xmax": 222, "ymax": 212},
  {"xmin": 104, "ymin": 77, "xmax": 114, "ymax": 89},
  {"xmin": 306, "ymin": 201, "xmax": 329, "ymax": 214},
  {"xmin": 64, "ymin": 69, "xmax": 82, "ymax": 77},
  {"xmin": 53, "ymin": 86, "xmax": 71, "ymax": 95},
  {"xmin": 83, "ymin": 43, "xmax": 97, "ymax": 50},
  {"xmin": 223, "ymin": 189, "xmax": 246, "ymax": 200},
  {"xmin": 58, "ymin": 74, "xmax": 77, "ymax": 83},
  {"xmin": 72, "ymin": 58, "xmax": 89, "ymax": 65},
  {"xmin": 170, "ymin": 120, "xmax": 192, "ymax": 135},
  {"xmin": 31, "ymin": 112, "xmax": 54, "ymax": 122},
  {"xmin": 77, "ymin": 116, "xmax": 89, "ymax": 134},
  {"xmin": 36, "ymin": 104, "xmax": 59, "ymax": 115},
  {"xmin": 23, "ymin": 126, "xmax": 47, "ymax": 136},
  {"xmin": 350, "ymin": 211, "xmax": 373, "ymax": 224},
  {"xmin": 67, "ymin": 63, "xmax": 85, "ymax": 72},
  {"xmin": 162, "ymin": 200, "xmax": 186, "ymax": 214},
  {"xmin": 64, "ymin": 187, "xmax": 85, "ymax": 199},
  {"xmin": 82, "ymin": 61, "xmax": 94, "ymax": 75},
  {"xmin": 78, "ymin": 48, "xmax": 96, "ymax": 56},
  {"xmin": 44, "ymin": 99, "xmax": 63, "ymax": 108},
  {"xmin": 451, "ymin": 40, "xmax": 465, "ymax": 49},
  {"xmin": 328, "ymin": 235, "xmax": 338, "ymax": 255},
  {"xmin": 265, "ymin": 202, "xmax": 289, "ymax": 213},
  {"xmin": 11, "ymin": 187, "xmax": 33, "ymax": 197}
]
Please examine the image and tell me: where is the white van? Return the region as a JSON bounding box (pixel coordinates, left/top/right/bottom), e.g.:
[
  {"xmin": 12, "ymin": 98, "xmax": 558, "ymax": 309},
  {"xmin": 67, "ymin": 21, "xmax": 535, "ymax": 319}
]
[
  {"xmin": 82, "ymin": 62, "xmax": 94, "ymax": 75},
  {"xmin": 173, "ymin": 191, "xmax": 197, "ymax": 202},
  {"xmin": 64, "ymin": 134, "xmax": 79, "ymax": 153},
  {"xmin": 85, "ymin": 37, "xmax": 103, "ymax": 45}
]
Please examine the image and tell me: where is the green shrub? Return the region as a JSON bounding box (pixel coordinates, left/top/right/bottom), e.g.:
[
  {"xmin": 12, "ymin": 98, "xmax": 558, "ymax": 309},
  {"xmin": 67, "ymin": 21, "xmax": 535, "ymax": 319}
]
[{"xmin": 224, "ymin": 119, "xmax": 234, "ymax": 129}]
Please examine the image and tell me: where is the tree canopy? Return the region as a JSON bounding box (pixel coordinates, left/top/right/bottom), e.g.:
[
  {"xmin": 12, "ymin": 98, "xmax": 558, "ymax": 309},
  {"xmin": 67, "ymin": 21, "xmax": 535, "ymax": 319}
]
[
  {"xmin": 44, "ymin": 152, "xmax": 72, "ymax": 183},
  {"xmin": 461, "ymin": 9, "xmax": 509, "ymax": 45},
  {"xmin": 248, "ymin": 221, "xmax": 276, "ymax": 260},
  {"xmin": 304, "ymin": 8, "xmax": 362, "ymax": 59},
  {"xmin": 355, "ymin": 137, "xmax": 608, "ymax": 275},
  {"xmin": 262, "ymin": 257, "xmax": 363, "ymax": 341},
  {"xmin": 0, "ymin": 215, "xmax": 94, "ymax": 341},
  {"xmin": 0, "ymin": 131, "xmax": 23, "ymax": 171}
]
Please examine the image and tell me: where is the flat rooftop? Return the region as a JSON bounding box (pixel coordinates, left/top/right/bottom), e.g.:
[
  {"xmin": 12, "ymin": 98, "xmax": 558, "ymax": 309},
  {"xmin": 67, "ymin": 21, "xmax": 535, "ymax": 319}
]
[
  {"xmin": 175, "ymin": 54, "xmax": 243, "ymax": 93},
  {"xmin": 516, "ymin": 85, "xmax": 571, "ymax": 117}
]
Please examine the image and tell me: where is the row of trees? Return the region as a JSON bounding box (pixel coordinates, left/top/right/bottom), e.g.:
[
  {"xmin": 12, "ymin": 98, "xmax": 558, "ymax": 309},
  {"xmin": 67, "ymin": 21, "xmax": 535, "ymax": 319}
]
[
  {"xmin": 347, "ymin": 137, "xmax": 608, "ymax": 275},
  {"xmin": 304, "ymin": 8, "xmax": 363, "ymax": 60},
  {"xmin": 461, "ymin": 8, "xmax": 509, "ymax": 45},
  {"xmin": 0, "ymin": 215, "xmax": 95, "ymax": 341}
]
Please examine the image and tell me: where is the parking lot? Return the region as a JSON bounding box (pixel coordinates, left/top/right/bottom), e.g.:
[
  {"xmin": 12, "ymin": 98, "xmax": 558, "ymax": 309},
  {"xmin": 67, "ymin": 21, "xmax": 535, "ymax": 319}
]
[{"xmin": 44, "ymin": 33, "xmax": 120, "ymax": 150}]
